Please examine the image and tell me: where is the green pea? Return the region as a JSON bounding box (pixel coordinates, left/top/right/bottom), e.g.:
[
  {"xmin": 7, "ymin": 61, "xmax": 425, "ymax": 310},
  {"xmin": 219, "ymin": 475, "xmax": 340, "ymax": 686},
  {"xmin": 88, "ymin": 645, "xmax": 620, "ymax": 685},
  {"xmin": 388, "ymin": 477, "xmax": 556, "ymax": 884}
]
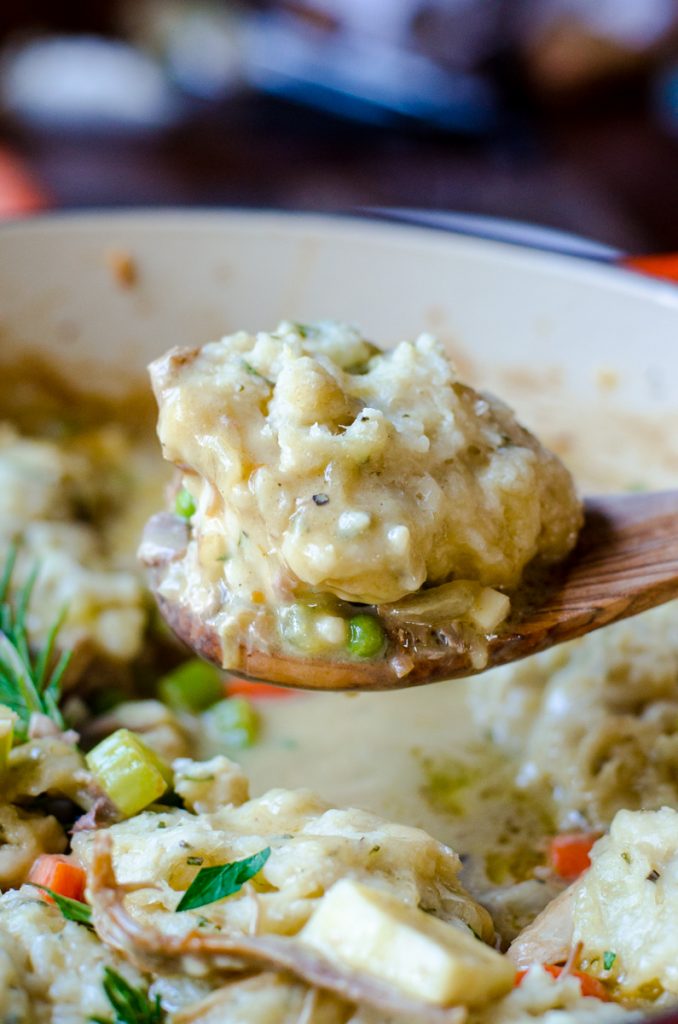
[
  {"xmin": 347, "ymin": 614, "xmax": 386, "ymax": 658},
  {"xmin": 175, "ymin": 487, "xmax": 196, "ymax": 519},
  {"xmin": 158, "ymin": 659, "xmax": 223, "ymax": 713}
]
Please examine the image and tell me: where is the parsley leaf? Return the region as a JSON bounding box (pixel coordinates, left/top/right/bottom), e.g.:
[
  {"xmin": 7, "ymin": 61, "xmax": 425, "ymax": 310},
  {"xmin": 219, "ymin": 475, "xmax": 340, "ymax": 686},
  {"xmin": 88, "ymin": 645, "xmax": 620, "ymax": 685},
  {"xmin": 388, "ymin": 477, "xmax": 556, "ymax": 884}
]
[
  {"xmin": 30, "ymin": 884, "xmax": 93, "ymax": 927},
  {"xmin": 603, "ymin": 951, "xmax": 617, "ymax": 971},
  {"xmin": 90, "ymin": 967, "xmax": 164, "ymax": 1024},
  {"xmin": 176, "ymin": 847, "xmax": 271, "ymax": 912}
]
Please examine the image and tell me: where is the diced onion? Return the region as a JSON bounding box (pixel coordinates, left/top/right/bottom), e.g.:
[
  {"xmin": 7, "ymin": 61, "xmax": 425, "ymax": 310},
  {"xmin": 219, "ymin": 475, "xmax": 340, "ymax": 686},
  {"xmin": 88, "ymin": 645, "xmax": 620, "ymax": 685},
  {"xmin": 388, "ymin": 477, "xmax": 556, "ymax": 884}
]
[
  {"xmin": 468, "ymin": 588, "xmax": 511, "ymax": 633},
  {"xmin": 382, "ymin": 581, "xmax": 479, "ymax": 625}
]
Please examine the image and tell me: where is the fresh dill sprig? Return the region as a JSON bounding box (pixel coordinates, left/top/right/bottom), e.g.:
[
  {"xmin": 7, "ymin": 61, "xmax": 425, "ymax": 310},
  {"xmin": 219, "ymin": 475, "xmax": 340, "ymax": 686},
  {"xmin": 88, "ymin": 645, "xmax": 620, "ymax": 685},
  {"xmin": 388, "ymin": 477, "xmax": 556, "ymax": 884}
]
[
  {"xmin": 91, "ymin": 968, "xmax": 164, "ymax": 1024},
  {"xmin": 0, "ymin": 543, "xmax": 70, "ymax": 741}
]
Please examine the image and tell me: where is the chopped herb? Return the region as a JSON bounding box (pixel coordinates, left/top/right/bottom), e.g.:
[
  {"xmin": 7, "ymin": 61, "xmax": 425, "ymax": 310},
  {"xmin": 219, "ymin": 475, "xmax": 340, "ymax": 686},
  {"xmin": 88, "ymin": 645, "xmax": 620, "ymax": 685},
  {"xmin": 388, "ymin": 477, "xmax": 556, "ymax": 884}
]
[
  {"xmin": 174, "ymin": 487, "xmax": 196, "ymax": 519},
  {"xmin": 292, "ymin": 322, "xmax": 319, "ymax": 339},
  {"xmin": 176, "ymin": 847, "xmax": 271, "ymax": 912},
  {"xmin": 91, "ymin": 967, "xmax": 164, "ymax": 1024},
  {"xmin": 603, "ymin": 951, "xmax": 617, "ymax": 971},
  {"xmin": 186, "ymin": 856, "xmax": 204, "ymax": 866},
  {"xmin": 241, "ymin": 360, "xmax": 273, "ymax": 385},
  {"xmin": 647, "ymin": 868, "xmax": 661, "ymax": 883},
  {"xmin": 30, "ymin": 884, "xmax": 93, "ymax": 927},
  {"xmin": 312, "ymin": 493, "xmax": 330, "ymax": 506},
  {"xmin": 0, "ymin": 545, "xmax": 69, "ymax": 741}
]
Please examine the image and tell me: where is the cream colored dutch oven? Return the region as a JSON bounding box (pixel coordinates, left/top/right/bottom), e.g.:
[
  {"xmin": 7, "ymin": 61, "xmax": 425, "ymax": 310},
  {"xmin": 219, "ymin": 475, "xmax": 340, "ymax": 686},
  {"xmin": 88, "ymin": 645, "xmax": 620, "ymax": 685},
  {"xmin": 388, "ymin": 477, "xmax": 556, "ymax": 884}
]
[
  {"xmin": 1, "ymin": 210, "xmax": 677, "ymax": 419},
  {"xmin": 2, "ymin": 210, "xmax": 678, "ymax": 1024}
]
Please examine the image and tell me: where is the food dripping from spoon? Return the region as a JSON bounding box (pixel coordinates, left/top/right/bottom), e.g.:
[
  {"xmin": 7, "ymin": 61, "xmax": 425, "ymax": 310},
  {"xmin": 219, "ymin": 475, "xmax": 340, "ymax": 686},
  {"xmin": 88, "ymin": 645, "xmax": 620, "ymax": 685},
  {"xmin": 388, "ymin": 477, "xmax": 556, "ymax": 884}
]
[{"xmin": 140, "ymin": 320, "xmax": 585, "ymax": 689}]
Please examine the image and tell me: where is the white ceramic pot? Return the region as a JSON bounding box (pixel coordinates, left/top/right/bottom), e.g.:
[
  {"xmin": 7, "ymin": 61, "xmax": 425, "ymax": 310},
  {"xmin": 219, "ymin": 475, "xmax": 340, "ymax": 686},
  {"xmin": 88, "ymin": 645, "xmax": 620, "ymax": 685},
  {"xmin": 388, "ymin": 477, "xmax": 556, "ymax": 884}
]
[{"xmin": 1, "ymin": 210, "xmax": 677, "ymax": 417}]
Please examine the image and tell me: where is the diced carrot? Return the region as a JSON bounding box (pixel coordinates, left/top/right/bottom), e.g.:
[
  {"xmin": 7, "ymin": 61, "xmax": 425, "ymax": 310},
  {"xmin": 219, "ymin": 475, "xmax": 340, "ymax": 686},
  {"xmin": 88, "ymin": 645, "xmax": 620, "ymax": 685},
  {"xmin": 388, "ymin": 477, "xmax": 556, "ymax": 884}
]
[
  {"xmin": 548, "ymin": 833, "xmax": 598, "ymax": 880},
  {"xmin": 27, "ymin": 854, "xmax": 87, "ymax": 903},
  {"xmin": 226, "ymin": 679, "xmax": 300, "ymax": 700},
  {"xmin": 570, "ymin": 970, "xmax": 612, "ymax": 1001},
  {"xmin": 515, "ymin": 965, "xmax": 610, "ymax": 1001}
]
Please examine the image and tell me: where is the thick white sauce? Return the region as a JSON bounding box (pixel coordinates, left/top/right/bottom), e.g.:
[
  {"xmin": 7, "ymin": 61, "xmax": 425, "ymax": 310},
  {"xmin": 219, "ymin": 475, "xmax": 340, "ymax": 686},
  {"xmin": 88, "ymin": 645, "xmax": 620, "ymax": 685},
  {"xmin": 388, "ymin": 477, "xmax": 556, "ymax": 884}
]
[{"xmin": 229, "ymin": 382, "xmax": 678, "ymax": 903}]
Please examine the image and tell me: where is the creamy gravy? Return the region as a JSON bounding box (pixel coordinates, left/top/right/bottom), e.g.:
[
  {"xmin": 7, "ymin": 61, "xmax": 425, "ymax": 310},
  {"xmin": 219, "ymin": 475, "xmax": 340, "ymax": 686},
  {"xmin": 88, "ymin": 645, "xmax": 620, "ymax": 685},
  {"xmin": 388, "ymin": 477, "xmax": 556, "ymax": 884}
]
[
  {"xmin": 222, "ymin": 386, "xmax": 678, "ymax": 903},
  {"xmin": 147, "ymin": 323, "xmax": 581, "ymax": 677},
  {"xmin": 4, "ymin": 352, "xmax": 678, "ymax": 933}
]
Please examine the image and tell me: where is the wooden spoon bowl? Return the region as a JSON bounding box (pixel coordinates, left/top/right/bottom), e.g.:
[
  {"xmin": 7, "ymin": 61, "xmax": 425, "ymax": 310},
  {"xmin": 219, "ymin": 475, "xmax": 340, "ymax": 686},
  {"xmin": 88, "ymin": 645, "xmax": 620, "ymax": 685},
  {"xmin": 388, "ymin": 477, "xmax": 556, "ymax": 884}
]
[{"xmin": 143, "ymin": 490, "xmax": 678, "ymax": 691}]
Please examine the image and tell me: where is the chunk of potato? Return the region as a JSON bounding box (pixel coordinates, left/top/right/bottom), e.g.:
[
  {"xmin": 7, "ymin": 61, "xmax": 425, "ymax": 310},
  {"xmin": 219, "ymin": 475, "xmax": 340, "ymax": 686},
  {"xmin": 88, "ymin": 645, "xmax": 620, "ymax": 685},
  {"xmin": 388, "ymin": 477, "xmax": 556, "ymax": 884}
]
[{"xmin": 301, "ymin": 879, "xmax": 515, "ymax": 1007}]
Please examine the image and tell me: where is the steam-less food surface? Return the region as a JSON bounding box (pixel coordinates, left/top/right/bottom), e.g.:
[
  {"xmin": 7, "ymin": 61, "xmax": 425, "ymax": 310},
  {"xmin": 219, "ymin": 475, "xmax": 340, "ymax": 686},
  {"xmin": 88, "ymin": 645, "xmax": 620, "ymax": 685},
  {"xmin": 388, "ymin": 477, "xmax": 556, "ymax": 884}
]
[
  {"xmin": 145, "ymin": 321, "xmax": 581, "ymax": 682},
  {"xmin": 1, "ymin": 326, "xmax": 678, "ymax": 1023},
  {"xmin": 2, "ymin": 205, "xmax": 678, "ymax": 1024}
]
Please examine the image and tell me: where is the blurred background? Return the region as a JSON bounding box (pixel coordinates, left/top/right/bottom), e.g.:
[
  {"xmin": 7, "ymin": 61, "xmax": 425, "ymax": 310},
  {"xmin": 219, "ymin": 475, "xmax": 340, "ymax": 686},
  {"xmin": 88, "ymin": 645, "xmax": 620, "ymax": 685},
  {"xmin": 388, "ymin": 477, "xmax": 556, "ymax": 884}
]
[{"xmin": 1, "ymin": 0, "xmax": 678, "ymax": 252}]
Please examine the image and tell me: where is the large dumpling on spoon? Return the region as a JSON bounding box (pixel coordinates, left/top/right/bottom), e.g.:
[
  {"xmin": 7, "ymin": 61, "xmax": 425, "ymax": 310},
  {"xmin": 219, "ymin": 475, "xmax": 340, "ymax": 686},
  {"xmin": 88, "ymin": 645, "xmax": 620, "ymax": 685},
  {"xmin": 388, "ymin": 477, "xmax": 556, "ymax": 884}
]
[{"xmin": 142, "ymin": 321, "xmax": 582, "ymax": 675}]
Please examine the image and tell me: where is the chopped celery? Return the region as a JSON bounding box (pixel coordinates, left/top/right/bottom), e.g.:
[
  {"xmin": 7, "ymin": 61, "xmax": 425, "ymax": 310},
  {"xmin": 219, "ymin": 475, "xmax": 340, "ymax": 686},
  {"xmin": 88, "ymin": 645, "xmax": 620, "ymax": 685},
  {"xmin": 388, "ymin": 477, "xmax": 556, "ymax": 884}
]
[
  {"xmin": 205, "ymin": 697, "xmax": 258, "ymax": 749},
  {"xmin": 0, "ymin": 705, "xmax": 16, "ymax": 775},
  {"xmin": 347, "ymin": 614, "xmax": 386, "ymax": 658},
  {"xmin": 86, "ymin": 728, "xmax": 171, "ymax": 818},
  {"xmin": 158, "ymin": 659, "xmax": 223, "ymax": 713},
  {"xmin": 175, "ymin": 487, "xmax": 196, "ymax": 519}
]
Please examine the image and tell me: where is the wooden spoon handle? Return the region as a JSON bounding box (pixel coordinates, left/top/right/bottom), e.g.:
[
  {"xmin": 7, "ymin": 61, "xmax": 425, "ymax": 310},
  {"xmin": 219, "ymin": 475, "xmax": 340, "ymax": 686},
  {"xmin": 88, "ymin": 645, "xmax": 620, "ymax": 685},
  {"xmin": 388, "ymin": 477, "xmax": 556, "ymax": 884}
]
[{"xmin": 487, "ymin": 490, "xmax": 678, "ymax": 668}]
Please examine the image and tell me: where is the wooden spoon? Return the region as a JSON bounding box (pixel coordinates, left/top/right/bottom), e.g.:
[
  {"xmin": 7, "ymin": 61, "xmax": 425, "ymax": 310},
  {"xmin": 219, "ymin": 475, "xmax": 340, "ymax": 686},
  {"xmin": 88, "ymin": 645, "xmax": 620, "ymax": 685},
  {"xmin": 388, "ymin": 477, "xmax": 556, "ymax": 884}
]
[{"xmin": 142, "ymin": 490, "xmax": 678, "ymax": 691}]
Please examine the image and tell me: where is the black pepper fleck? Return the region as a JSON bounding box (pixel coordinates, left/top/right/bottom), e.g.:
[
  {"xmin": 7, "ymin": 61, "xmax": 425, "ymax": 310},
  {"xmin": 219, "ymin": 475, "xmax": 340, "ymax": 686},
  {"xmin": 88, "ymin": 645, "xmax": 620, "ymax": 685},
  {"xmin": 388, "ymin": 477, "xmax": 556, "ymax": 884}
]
[
  {"xmin": 313, "ymin": 493, "xmax": 330, "ymax": 506},
  {"xmin": 647, "ymin": 869, "xmax": 661, "ymax": 883}
]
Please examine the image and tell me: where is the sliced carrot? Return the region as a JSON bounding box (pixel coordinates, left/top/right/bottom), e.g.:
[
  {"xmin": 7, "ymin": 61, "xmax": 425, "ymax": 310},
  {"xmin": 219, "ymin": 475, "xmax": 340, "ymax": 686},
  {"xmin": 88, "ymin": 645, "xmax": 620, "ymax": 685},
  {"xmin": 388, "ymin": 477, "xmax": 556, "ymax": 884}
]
[
  {"xmin": 27, "ymin": 854, "xmax": 87, "ymax": 904},
  {"xmin": 226, "ymin": 679, "xmax": 300, "ymax": 700},
  {"xmin": 548, "ymin": 832, "xmax": 598, "ymax": 880},
  {"xmin": 515, "ymin": 965, "xmax": 610, "ymax": 1001}
]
